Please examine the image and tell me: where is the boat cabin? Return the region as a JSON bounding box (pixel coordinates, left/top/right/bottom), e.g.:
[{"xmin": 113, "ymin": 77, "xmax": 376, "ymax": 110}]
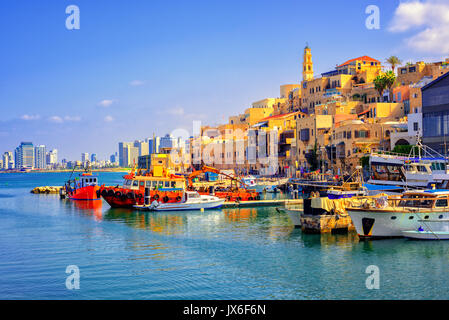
[
  {"xmin": 398, "ymin": 190, "xmax": 449, "ymax": 209},
  {"xmin": 122, "ymin": 176, "xmax": 185, "ymax": 192}
]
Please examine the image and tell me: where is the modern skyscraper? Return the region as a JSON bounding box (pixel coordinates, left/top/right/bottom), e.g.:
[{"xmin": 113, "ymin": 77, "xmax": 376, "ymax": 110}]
[
  {"xmin": 124, "ymin": 145, "xmax": 139, "ymax": 167},
  {"xmin": 148, "ymin": 136, "xmax": 161, "ymax": 154},
  {"xmin": 91, "ymin": 153, "xmax": 97, "ymax": 163},
  {"xmin": 15, "ymin": 142, "xmax": 34, "ymax": 169},
  {"xmin": 81, "ymin": 153, "xmax": 89, "ymax": 164},
  {"xmin": 2, "ymin": 151, "xmax": 14, "ymax": 170},
  {"xmin": 118, "ymin": 142, "xmax": 133, "ymax": 167},
  {"xmin": 34, "ymin": 145, "xmax": 47, "ymax": 169},
  {"xmin": 46, "ymin": 149, "xmax": 58, "ymax": 166}
]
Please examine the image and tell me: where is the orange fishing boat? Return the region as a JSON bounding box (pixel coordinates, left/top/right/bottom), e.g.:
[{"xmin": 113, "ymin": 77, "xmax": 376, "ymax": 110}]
[{"xmin": 63, "ymin": 172, "xmax": 101, "ymax": 201}]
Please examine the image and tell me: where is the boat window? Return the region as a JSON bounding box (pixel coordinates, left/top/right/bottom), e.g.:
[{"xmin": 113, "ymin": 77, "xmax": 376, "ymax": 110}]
[
  {"xmin": 417, "ymin": 165, "xmax": 427, "ymax": 172},
  {"xmin": 145, "ymin": 181, "xmax": 151, "ymax": 187},
  {"xmin": 132, "ymin": 180, "xmax": 139, "ymax": 187},
  {"xmin": 124, "ymin": 180, "xmax": 132, "ymax": 186},
  {"xmin": 158, "ymin": 181, "xmax": 164, "ymax": 187},
  {"xmin": 399, "ymin": 195, "xmax": 434, "ymax": 208},
  {"xmin": 140, "ymin": 181, "xmax": 144, "ymax": 187},
  {"xmin": 171, "ymin": 181, "xmax": 176, "ymax": 188},
  {"xmin": 165, "ymin": 181, "xmax": 170, "ymax": 188},
  {"xmin": 188, "ymin": 193, "xmax": 200, "ymax": 199},
  {"xmin": 435, "ymin": 199, "xmax": 448, "ymax": 207}
]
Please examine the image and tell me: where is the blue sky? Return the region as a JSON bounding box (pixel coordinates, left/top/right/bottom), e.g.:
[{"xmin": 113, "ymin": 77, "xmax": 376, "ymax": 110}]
[{"xmin": 1, "ymin": 0, "xmax": 448, "ymax": 160}]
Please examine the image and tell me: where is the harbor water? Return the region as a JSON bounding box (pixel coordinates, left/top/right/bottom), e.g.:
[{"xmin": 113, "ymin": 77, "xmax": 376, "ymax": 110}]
[{"xmin": 1, "ymin": 172, "xmax": 448, "ymax": 299}]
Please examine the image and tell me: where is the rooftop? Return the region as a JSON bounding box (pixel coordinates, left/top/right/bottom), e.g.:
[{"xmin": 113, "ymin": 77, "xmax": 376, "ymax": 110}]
[{"xmin": 338, "ymin": 56, "xmax": 380, "ymax": 68}]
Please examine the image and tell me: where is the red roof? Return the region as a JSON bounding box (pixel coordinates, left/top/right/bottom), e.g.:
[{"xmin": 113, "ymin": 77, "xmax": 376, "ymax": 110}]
[{"xmin": 338, "ymin": 56, "xmax": 380, "ymax": 68}]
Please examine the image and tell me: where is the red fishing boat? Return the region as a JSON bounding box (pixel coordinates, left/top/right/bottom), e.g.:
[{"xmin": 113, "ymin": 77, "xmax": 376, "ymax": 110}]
[
  {"xmin": 62, "ymin": 172, "xmax": 101, "ymax": 201},
  {"xmin": 99, "ymin": 167, "xmax": 186, "ymax": 208}
]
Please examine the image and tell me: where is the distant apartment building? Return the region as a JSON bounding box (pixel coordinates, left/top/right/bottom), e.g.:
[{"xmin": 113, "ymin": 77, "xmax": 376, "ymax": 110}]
[
  {"xmin": 15, "ymin": 142, "xmax": 34, "ymax": 169},
  {"xmin": 46, "ymin": 149, "xmax": 58, "ymax": 166},
  {"xmin": 134, "ymin": 140, "xmax": 149, "ymax": 156},
  {"xmin": 81, "ymin": 153, "xmax": 89, "ymax": 164},
  {"xmin": 124, "ymin": 145, "xmax": 139, "ymax": 167},
  {"xmin": 34, "ymin": 145, "xmax": 46, "ymax": 169},
  {"xmin": 2, "ymin": 151, "xmax": 14, "ymax": 170},
  {"xmin": 90, "ymin": 153, "xmax": 97, "ymax": 163}
]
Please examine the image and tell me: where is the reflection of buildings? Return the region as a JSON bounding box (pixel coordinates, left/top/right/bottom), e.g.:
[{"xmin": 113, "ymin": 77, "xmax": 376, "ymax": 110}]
[{"xmin": 223, "ymin": 208, "xmax": 257, "ymax": 223}]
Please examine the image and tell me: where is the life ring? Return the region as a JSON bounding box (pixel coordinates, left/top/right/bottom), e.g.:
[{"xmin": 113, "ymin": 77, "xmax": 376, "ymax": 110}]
[
  {"xmin": 248, "ymin": 197, "xmax": 253, "ymax": 201},
  {"xmin": 121, "ymin": 194, "xmax": 127, "ymax": 201},
  {"xmin": 115, "ymin": 191, "xmax": 122, "ymax": 198},
  {"xmin": 107, "ymin": 189, "xmax": 115, "ymax": 197},
  {"xmin": 256, "ymin": 195, "xmax": 261, "ymax": 200},
  {"xmin": 236, "ymin": 197, "xmax": 242, "ymax": 201},
  {"xmin": 101, "ymin": 190, "xmax": 108, "ymax": 197},
  {"xmin": 154, "ymin": 194, "xmax": 160, "ymax": 200},
  {"xmin": 226, "ymin": 196, "xmax": 231, "ymax": 201},
  {"xmin": 176, "ymin": 196, "xmax": 182, "ymax": 201},
  {"xmin": 162, "ymin": 196, "xmax": 169, "ymax": 203},
  {"xmin": 137, "ymin": 193, "xmax": 143, "ymax": 199},
  {"xmin": 127, "ymin": 192, "xmax": 135, "ymax": 199}
]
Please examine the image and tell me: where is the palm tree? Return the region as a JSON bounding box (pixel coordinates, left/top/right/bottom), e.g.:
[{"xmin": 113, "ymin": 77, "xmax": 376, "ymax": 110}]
[
  {"xmin": 384, "ymin": 71, "xmax": 397, "ymax": 102},
  {"xmin": 386, "ymin": 56, "xmax": 402, "ymax": 73},
  {"xmin": 374, "ymin": 75, "xmax": 387, "ymax": 101}
]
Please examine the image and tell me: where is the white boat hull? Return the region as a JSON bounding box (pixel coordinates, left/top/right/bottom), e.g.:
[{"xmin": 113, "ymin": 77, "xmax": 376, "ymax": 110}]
[
  {"xmin": 402, "ymin": 230, "xmax": 449, "ymax": 240},
  {"xmin": 348, "ymin": 209, "xmax": 449, "ymax": 238},
  {"xmin": 154, "ymin": 199, "xmax": 225, "ymax": 211}
]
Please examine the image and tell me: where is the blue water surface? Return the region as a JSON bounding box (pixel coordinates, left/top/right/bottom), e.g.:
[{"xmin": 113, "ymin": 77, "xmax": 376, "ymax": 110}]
[{"xmin": 0, "ymin": 172, "xmax": 448, "ymax": 299}]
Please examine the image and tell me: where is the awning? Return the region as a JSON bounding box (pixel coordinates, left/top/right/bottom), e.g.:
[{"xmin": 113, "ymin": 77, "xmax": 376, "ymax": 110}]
[{"xmin": 252, "ymin": 121, "xmax": 268, "ymax": 128}]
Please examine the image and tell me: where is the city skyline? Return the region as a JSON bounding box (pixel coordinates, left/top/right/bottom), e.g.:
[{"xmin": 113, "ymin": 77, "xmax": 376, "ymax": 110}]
[{"xmin": 1, "ymin": 1, "xmax": 449, "ymax": 160}]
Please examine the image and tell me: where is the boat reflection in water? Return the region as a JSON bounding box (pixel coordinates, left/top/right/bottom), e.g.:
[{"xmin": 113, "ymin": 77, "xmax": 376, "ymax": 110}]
[{"xmin": 65, "ymin": 198, "xmax": 103, "ymax": 221}]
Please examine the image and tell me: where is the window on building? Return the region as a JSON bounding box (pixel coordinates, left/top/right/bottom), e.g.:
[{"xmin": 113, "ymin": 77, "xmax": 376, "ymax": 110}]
[
  {"xmin": 413, "ymin": 122, "xmax": 419, "ymax": 131},
  {"xmin": 409, "ymin": 66, "xmax": 416, "ymax": 73}
]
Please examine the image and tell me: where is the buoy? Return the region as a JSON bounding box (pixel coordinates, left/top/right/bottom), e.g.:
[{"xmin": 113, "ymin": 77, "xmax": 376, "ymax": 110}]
[{"xmin": 200, "ymin": 208, "xmax": 204, "ymax": 212}]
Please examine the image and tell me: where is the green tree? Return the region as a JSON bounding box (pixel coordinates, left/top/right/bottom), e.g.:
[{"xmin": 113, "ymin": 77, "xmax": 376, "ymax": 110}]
[
  {"xmin": 386, "ymin": 56, "xmax": 402, "ymax": 73},
  {"xmin": 384, "ymin": 70, "xmax": 397, "ymax": 102},
  {"xmin": 374, "ymin": 74, "xmax": 387, "ymax": 101}
]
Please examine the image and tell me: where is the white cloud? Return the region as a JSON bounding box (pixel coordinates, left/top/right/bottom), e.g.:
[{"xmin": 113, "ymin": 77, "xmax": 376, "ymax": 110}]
[
  {"xmin": 389, "ymin": 0, "xmax": 449, "ymax": 55},
  {"xmin": 64, "ymin": 116, "xmax": 81, "ymax": 122},
  {"xmin": 129, "ymin": 80, "xmax": 144, "ymax": 86},
  {"xmin": 104, "ymin": 115, "xmax": 114, "ymax": 122},
  {"xmin": 97, "ymin": 99, "xmax": 115, "ymax": 108},
  {"xmin": 20, "ymin": 114, "xmax": 40, "ymax": 120},
  {"xmin": 48, "ymin": 116, "xmax": 63, "ymax": 123}
]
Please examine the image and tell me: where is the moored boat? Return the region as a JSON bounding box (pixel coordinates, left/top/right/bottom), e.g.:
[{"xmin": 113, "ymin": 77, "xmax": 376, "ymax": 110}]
[
  {"xmin": 135, "ymin": 191, "xmax": 224, "ymax": 211},
  {"xmin": 62, "ymin": 172, "xmax": 101, "ymax": 201},
  {"xmin": 347, "ymin": 189, "xmax": 449, "ymax": 239}
]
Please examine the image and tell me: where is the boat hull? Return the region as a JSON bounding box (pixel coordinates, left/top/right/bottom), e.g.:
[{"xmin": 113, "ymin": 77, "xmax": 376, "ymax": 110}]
[
  {"xmin": 402, "ymin": 230, "xmax": 449, "ymax": 240},
  {"xmin": 153, "ymin": 199, "xmax": 225, "ymax": 211},
  {"xmin": 68, "ymin": 185, "xmax": 101, "ymax": 201},
  {"xmin": 347, "ymin": 209, "xmax": 449, "ymax": 239}
]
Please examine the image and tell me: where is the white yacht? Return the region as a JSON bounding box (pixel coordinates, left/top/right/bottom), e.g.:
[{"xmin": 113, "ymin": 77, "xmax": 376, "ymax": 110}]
[{"xmin": 347, "ymin": 189, "xmax": 449, "ymax": 239}]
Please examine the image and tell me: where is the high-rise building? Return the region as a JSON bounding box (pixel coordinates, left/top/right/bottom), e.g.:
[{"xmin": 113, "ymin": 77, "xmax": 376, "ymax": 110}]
[
  {"xmin": 148, "ymin": 136, "xmax": 161, "ymax": 154},
  {"xmin": 118, "ymin": 142, "xmax": 133, "ymax": 167},
  {"xmin": 15, "ymin": 142, "xmax": 34, "ymax": 169},
  {"xmin": 46, "ymin": 149, "xmax": 58, "ymax": 166},
  {"xmin": 34, "ymin": 145, "xmax": 46, "ymax": 169},
  {"xmin": 134, "ymin": 140, "xmax": 149, "ymax": 157},
  {"xmin": 2, "ymin": 151, "xmax": 14, "ymax": 170},
  {"xmin": 110, "ymin": 152, "xmax": 118, "ymax": 165},
  {"xmin": 81, "ymin": 153, "xmax": 89, "ymax": 163},
  {"xmin": 124, "ymin": 145, "xmax": 139, "ymax": 167},
  {"xmin": 91, "ymin": 153, "xmax": 97, "ymax": 163},
  {"xmin": 160, "ymin": 134, "xmax": 177, "ymax": 149}
]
